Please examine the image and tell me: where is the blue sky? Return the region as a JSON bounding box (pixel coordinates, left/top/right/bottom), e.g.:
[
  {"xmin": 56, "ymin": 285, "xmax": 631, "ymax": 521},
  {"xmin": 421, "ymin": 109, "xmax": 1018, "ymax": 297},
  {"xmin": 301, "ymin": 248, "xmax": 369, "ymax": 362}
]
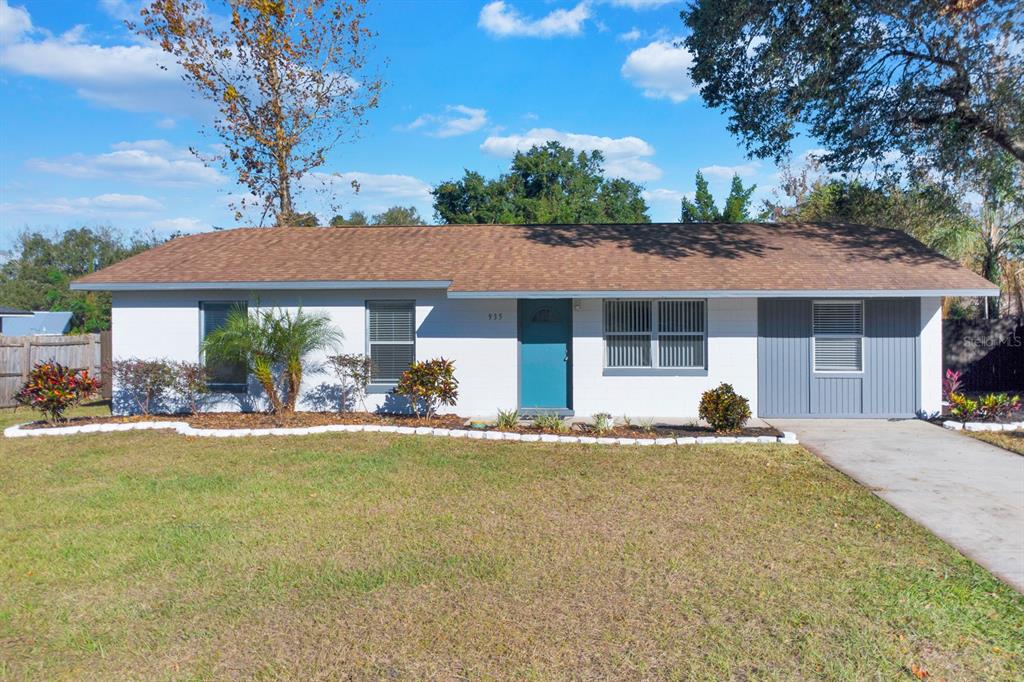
[{"xmin": 0, "ymin": 0, "xmax": 821, "ymax": 248}]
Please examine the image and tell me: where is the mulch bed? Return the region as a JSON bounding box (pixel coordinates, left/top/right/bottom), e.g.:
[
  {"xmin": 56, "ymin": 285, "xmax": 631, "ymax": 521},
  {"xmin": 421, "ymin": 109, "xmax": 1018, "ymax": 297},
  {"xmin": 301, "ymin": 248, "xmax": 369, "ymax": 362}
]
[{"xmin": 17, "ymin": 411, "xmax": 780, "ymax": 437}]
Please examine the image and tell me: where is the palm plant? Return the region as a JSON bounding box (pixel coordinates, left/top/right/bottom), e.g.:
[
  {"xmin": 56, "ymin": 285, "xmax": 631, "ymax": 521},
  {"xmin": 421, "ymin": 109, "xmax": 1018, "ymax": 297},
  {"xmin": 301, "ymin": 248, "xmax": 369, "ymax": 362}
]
[{"xmin": 201, "ymin": 306, "xmax": 342, "ymax": 413}]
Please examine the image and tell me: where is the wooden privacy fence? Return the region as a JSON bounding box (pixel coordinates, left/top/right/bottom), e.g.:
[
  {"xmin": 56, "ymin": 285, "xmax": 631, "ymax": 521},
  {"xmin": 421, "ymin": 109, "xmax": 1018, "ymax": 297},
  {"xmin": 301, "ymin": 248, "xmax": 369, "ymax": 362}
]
[
  {"xmin": 0, "ymin": 332, "xmax": 111, "ymax": 407},
  {"xmin": 944, "ymin": 318, "xmax": 1024, "ymax": 392}
]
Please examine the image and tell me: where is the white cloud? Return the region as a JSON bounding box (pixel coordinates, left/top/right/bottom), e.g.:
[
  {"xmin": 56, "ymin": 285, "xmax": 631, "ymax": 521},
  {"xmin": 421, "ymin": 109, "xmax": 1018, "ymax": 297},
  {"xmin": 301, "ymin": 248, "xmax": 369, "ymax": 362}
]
[
  {"xmin": 608, "ymin": 0, "xmax": 672, "ymax": 8},
  {"xmin": 621, "ymin": 39, "xmax": 697, "ymax": 103},
  {"xmin": 27, "ymin": 141, "xmax": 223, "ymax": 186},
  {"xmin": 155, "ymin": 117, "xmax": 177, "ymax": 129},
  {"xmin": 306, "ymin": 171, "xmax": 432, "ymax": 203},
  {"xmin": 298, "ymin": 170, "xmax": 434, "ymax": 223},
  {"xmin": 617, "ymin": 28, "xmax": 642, "ymax": 42},
  {"xmin": 150, "ymin": 216, "xmax": 205, "ymax": 232},
  {"xmin": 699, "ymin": 162, "xmax": 761, "ymax": 180},
  {"xmin": 404, "ymin": 105, "xmax": 488, "ymax": 138},
  {"xmin": 478, "ymin": 1, "xmax": 590, "ymax": 38},
  {"xmin": 0, "ymin": 193, "xmax": 164, "ymax": 217},
  {"xmin": 98, "ymin": 0, "xmax": 143, "ymax": 21},
  {"xmin": 0, "ymin": 2, "xmax": 202, "ymax": 116},
  {"xmin": 0, "ymin": 0, "xmax": 31, "ymax": 44},
  {"xmin": 643, "ymin": 188, "xmax": 689, "ymax": 204},
  {"xmin": 480, "ymin": 127, "xmax": 661, "ymax": 182}
]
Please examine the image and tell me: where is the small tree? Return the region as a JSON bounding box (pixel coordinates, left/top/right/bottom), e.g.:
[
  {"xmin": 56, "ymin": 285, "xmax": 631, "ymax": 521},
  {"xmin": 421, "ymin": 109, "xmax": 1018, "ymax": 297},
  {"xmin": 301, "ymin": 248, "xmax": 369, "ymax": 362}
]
[
  {"xmin": 326, "ymin": 353, "xmax": 372, "ymax": 412},
  {"xmin": 15, "ymin": 361, "xmax": 101, "ymax": 424},
  {"xmin": 136, "ymin": 0, "xmax": 383, "ymax": 225},
  {"xmin": 680, "ymin": 171, "xmax": 757, "ymax": 223},
  {"xmin": 173, "ymin": 361, "xmax": 210, "ymax": 414},
  {"xmin": 201, "ymin": 306, "xmax": 342, "ymax": 413},
  {"xmin": 393, "ymin": 358, "xmax": 458, "ymax": 418},
  {"xmin": 111, "ymin": 358, "xmax": 177, "ymax": 415}
]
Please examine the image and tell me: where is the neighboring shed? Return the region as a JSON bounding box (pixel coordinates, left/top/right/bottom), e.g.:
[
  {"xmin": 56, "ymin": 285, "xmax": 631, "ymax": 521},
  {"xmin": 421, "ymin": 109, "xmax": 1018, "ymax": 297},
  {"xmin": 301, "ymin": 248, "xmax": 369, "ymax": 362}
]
[
  {"xmin": 0, "ymin": 307, "xmax": 32, "ymax": 335},
  {"xmin": 0, "ymin": 311, "xmax": 74, "ymax": 336}
]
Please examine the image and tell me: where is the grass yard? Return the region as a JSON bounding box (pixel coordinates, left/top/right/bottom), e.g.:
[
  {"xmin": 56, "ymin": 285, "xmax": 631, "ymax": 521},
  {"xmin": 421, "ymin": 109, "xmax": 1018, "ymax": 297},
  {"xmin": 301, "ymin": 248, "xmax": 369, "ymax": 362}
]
[
  {"xmin": 2, "ymin": 406, "xmax": 1022, "ymax": 680},
  {"xmin": 967, "ymin": 429, "xmax": 1024, "ymax": 456}
]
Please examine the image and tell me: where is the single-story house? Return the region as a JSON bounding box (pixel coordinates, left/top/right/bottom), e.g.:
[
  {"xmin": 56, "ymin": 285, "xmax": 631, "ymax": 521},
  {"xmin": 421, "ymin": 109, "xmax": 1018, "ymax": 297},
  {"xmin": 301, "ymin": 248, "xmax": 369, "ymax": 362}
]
[{"xmin": 71, "ymin": 223, "xmax": 997, "ymax": 418}]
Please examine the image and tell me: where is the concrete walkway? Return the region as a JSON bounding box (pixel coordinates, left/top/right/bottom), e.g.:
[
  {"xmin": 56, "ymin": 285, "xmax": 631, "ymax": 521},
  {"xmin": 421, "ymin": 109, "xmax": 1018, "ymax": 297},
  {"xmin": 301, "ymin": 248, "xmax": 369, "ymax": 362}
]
[{"xmin": 770, "ymin": 419, "xmax": 1024, "ymax": 592}]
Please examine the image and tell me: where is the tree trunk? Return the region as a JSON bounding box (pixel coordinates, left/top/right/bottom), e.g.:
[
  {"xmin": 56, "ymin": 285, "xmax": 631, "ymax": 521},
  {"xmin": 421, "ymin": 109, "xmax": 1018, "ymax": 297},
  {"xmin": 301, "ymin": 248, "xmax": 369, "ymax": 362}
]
[
  {"xmin": 284, "ymin": 366, "xmax": 301, "ymax": 412},
  {"xmin": 253, "ymin": 359, "xmax": 283, "ymax": 414},
  {"xmin": 267, "ymin": 53, "xmax": 293, "ymax": 226}
]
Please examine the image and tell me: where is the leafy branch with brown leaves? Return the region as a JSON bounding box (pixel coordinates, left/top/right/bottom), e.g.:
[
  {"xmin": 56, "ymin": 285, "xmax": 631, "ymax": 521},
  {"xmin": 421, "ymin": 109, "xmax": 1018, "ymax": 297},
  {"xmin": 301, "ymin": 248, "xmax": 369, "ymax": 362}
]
[{"xmin": 134, "ymin": 0, "xmax": 383, "ymax": 225}]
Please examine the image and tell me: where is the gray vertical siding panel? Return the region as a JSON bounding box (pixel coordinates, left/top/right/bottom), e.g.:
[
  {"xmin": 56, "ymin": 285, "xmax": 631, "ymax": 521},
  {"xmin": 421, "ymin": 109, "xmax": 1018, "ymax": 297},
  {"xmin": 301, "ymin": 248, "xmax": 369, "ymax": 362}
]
[
  {"xmin": 864, "ymin": 298, "xmax": 918, "ymax": 415},
  {"xmin": 811, "ymin": 377, "xmax": 862, "ymax": 414},
  {"xmin": 758, "ymin": 297, "xmax": 919, "ymax": 417},
  {"xmin": 758, "ymin": 299, "xmax": 810, "ymax": 417}
]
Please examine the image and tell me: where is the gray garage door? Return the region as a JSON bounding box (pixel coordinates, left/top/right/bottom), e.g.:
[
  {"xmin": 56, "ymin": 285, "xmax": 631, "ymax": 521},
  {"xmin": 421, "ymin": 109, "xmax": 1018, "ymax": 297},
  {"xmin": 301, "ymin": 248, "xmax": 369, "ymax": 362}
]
[{"xmin": 758, "ymin": 298, "xmax": 919, "ymax": 417}]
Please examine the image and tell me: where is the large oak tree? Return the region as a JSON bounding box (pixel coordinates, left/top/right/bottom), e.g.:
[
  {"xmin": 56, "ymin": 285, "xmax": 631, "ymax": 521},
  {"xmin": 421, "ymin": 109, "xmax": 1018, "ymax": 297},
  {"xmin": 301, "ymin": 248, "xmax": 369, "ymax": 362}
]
[{"xmin": 683, "ymin": 0, "xmax": 1023, "ymax": 177}]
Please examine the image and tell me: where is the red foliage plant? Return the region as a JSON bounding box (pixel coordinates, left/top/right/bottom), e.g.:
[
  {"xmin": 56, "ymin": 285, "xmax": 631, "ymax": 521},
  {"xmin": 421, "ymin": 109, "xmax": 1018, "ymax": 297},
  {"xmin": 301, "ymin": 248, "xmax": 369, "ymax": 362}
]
[{"xmin": 15, "ymin": 361, "xmax": 101, "ymax": 424}]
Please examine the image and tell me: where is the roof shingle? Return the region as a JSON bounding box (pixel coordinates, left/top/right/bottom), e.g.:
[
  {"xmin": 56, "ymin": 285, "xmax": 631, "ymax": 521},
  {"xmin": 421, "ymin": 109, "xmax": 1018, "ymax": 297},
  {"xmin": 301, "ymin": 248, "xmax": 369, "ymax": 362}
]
[{"xmin": 72, "ymin": 223, "xmax": 996, "ymax": 294}]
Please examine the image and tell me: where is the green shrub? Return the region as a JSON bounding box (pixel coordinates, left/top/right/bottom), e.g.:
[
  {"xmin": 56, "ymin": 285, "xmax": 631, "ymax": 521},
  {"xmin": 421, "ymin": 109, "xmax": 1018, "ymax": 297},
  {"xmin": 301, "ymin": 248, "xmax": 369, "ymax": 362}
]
[
  {"xmin": 495, "ymin": 408, "xmax": 520, "ymax": 430},
  {"xmin": 637, "ymin": 417, "xmax": 656, "ymax": 433},
  {"xmin": 949, "ymin": 393, "xmax": 981, "ymax": 423},
  {"xmin": 327, "ymin": 353, "xmax": 373, "ymax": 412},
  {"xmin": 394, "ymin": 358, "xmax": 458, "ymax": 418},
  {"xmin": 173, "ymin": 361, "xmax": 209, "ymax": 414},
  {"xmin": 698, "ymin": 383, "xmax": 752, "ymax": 432},
  {"xmin": 978, "ymin": 392, "xmax": 1021, "ymax": 421},
  {"xmin": 110, "ymin": 358, "xmax": 177, "ymax": 415},
  {"xmin": 15, "ymin": 361, "xmax": 101, "ymax": 424},
  {"xmin": 592, "ymin": 412, "xmax": 614, "ymax": 434},
  {"xmin": 533, "ymin": 413, "xmax": 569, "ymax": 433}
]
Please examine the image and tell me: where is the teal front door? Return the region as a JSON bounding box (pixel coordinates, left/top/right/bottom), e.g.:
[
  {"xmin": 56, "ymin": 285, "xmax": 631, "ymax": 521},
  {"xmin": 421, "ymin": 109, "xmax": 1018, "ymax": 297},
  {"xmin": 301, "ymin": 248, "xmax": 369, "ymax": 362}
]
[{"xmin": 519, "ymin": 299, "xmax": 572, "ymax": 412}]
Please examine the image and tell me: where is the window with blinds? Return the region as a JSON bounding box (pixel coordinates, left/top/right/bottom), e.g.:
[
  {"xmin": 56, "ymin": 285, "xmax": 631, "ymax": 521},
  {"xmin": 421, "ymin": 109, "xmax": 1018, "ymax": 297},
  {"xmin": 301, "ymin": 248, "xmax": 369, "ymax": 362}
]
[
  {"xmin": 200, "ymin": 301, "xmax": 248, "ymax": 392},
  {"xmin": 603, "ymin": 299, "xmax": 706, "ymax": 369},
  {"xmin": 367, "ymin": 300, "xmax": 415, "ymax": 384},
  {"xmin": 812, "ymin": 301, "xmax": 864, "ymax": 372}
]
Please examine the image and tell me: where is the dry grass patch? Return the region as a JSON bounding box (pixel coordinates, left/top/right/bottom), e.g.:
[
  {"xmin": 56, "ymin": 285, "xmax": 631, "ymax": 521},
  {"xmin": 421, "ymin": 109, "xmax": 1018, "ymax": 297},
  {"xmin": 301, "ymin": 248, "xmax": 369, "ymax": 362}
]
[
  {"xmin": 1, "ymin": 406, "xmax": 1022, "ymax": 679},
  {"xmin": 967, "ymin": 429, "xmax": 1024, "ymax": 456}
]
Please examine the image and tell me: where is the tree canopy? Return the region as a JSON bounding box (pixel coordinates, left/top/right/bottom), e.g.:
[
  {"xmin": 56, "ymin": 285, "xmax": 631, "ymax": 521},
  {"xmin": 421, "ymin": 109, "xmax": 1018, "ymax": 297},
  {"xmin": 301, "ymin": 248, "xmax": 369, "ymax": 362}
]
[
  {"xmin": 328, "ymin": 206, "xmax": 425, "ymax": 226},
  {"xmin": 683, "ymin": 0, "xmax": 1024, "ymax": 179},
  {"xmin": 432, "ymin": 142, "xmax": 650, "ymax": 224},
  {"xmin": 0, "ymin": 228, "xmax": 165, "ymax": 332},
  {"xmin": 679, "ymin": 171, "xmax": 757, "ymax": 222},
  {"xmin": 136, "ymin": 0, "xmax": 383, "ymax": 226},
  {"xmin": 765, "ymin": 157, "xmax": 1024, "ymax": 315}
]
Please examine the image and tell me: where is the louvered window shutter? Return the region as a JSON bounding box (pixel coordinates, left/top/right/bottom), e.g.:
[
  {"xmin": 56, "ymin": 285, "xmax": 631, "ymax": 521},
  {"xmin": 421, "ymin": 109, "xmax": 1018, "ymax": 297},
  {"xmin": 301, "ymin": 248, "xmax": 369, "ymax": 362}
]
[
  {"xmin": 367, "ymin": 301, "xmax": 416, "ymax": 383},
  {"xmin": 812, "ymin": 301, "xmax": 863, "ymax": 372}
]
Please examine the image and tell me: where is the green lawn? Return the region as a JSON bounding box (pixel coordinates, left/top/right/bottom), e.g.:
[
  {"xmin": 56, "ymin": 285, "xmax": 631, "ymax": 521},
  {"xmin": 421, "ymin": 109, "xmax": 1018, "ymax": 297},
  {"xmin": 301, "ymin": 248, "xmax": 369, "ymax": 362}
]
[{"xmin": 2, "ymin": 406, "xmax": 1022, "ymax": 680}]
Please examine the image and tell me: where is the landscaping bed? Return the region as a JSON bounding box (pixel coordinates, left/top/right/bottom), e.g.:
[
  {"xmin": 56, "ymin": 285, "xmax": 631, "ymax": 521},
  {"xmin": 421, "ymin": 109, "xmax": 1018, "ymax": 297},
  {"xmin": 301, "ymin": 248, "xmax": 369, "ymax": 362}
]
[{"xmin": 14, "ymin": 411, "xmax": 781, "ymax": 438}]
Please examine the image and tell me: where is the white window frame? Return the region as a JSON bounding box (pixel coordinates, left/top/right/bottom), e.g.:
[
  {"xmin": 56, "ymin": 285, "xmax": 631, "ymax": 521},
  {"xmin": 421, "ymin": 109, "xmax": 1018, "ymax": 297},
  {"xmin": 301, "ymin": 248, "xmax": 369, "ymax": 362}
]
[
  {"xmin": 365, "ymin": 299, "xmax": 416, "ymax": 386},
  {"xmin": 811, "ymin": 299, "xmax": 865, "ymax": 374},
  {"xmin": 603, "ymin": 298, "xmax": 707, "ymax": 370}
]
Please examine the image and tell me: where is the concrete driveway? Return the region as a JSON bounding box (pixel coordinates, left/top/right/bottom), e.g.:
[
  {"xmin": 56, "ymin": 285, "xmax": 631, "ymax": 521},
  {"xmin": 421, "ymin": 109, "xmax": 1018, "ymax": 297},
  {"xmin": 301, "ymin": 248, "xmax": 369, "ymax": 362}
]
[{"xmin": 770, "ymin": 419, "xmax": 1024, "ymax": 592}]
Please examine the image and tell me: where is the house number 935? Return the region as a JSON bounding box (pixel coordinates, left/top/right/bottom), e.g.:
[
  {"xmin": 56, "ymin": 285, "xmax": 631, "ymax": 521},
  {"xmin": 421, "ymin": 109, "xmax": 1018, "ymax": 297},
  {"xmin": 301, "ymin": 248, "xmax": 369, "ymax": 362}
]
[{"xmin": 488, "ymin": 312, "xmax": 503, "ymax": 321}]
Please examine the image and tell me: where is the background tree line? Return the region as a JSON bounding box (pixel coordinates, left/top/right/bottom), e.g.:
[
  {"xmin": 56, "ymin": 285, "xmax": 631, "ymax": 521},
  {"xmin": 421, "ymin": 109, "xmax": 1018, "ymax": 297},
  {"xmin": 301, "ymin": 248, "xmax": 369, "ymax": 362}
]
[{"xmin": 3, "ymin": 0, "xmax": 1019, "ymax": 328}]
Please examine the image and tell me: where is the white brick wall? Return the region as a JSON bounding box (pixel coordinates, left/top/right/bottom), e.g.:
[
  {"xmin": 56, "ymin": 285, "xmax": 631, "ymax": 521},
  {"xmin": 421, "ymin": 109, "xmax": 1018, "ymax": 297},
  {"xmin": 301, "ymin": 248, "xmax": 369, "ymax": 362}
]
[{"xmin": 111, "ymin": 291, "xmax": 761, "ymax": 418}]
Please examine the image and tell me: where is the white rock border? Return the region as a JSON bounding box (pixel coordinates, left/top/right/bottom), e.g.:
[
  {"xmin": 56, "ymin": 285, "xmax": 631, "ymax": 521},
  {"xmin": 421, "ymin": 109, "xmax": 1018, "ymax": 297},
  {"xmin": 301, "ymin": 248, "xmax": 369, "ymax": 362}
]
[
  {"xmin": 3, "ymin": 421, "xmax": 799, "ymax": 446},
  {"xmin": 943, "ymin": 420, "xmax": 1024, "ymax": 433}
]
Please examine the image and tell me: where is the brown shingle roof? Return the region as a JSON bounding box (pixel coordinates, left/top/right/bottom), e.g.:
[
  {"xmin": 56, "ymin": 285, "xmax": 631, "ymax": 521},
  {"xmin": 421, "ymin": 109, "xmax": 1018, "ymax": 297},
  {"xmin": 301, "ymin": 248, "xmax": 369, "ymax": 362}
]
[{"xmin": 72, "ymin": 223, "xmax": 997, "ymax": 294}]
